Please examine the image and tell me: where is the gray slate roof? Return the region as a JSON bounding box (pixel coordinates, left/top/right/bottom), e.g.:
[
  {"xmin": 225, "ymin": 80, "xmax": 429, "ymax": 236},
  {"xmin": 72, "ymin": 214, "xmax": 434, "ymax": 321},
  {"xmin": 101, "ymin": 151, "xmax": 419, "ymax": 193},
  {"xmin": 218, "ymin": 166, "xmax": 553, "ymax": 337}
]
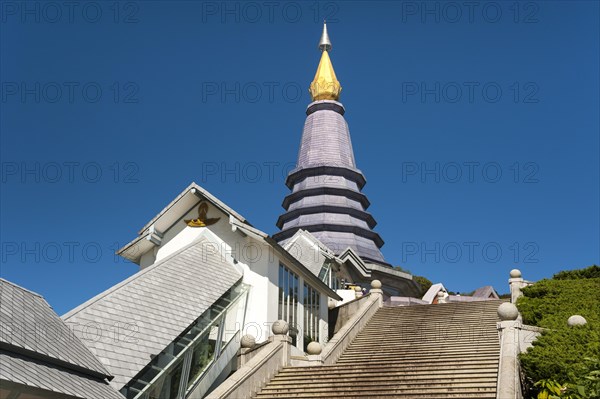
[
  {"xmin": 472, "ymin": 286, "xmax": 499, "ymax": 299},
  {"xmin": 0, "ymin": 278, "xmax": 123, "ymax": 399},
  {"xmin": 63, "ymin": 237, "xmax": 242, "ymax": 389},
  {"xmin": 274, "ymin": 100, "xmax": 386, "ymax": 264},
  {"xmin": 283, "ymin": 230, "xmax": 335, "ymax": 277},
  {"xmin": 296, "ymin": 107, "xmax": 357, "ymax": 169},
  {"xmin": 0, "ymin": 351, "xmax": 123, "ymax": 399}
]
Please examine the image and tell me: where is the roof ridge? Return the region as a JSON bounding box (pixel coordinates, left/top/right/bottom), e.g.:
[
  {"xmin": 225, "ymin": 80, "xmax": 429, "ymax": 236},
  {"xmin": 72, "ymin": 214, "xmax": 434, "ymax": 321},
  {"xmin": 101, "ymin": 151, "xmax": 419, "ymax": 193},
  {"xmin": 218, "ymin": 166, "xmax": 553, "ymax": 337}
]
[
  {"xmin": 0, "ymin": 342, "xmax": 112, "ymax": 381},
  {"xmin": 62, "ymin": 236, "xmax": 212, "ymax": 319},
  {"xmin": 137, "ymin": 182, "xmax": 249, "ymax": 236},
  {"xmin": 0, "ymin": 278, "xmax": 44, "ymax": 298}
]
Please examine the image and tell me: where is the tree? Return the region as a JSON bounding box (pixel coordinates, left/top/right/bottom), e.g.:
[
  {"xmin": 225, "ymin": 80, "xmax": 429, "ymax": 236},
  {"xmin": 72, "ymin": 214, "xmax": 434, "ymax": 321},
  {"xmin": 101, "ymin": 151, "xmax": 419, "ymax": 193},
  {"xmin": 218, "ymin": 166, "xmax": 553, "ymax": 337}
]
[
  {"xmin": 517, "ymin": 266, "xmax": 600, "ymax": 399},
  {"xmin": 413, "ymin": 275, "xmax": 432, "ymax": 297}
]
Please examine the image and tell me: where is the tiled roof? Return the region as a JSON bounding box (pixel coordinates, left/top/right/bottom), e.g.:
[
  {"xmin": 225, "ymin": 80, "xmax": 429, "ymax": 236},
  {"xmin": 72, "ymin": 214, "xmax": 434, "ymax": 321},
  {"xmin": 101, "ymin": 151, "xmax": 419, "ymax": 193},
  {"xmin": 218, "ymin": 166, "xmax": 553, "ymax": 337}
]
[
  {"xmin": 0, "ymin": 278, "xmax": 123, "ymax": 399},
  {"xmin": 283, "ymin": 230, "xmax": 334, "ymax": 277},
  {"xmin": 422, "ymin": 283, "xmax": 447, "ymax": 304},
  {"xmin": 296, "ymin": 107, "xmax": 357, "ymax": 169},
  {"xmin": 63, "ymin": 237, "xmax": 242, "ymax": 389},
  {"xmin": 472, "ymin": 286, "xmax": 499, "ymax": 299},
  {"xmin": 0, "ymin": 351, "xmax": 124, "ymax": 399},
  {"xmin": 275, "ymin": 100, "xmax": 386, "ymax": 264}
]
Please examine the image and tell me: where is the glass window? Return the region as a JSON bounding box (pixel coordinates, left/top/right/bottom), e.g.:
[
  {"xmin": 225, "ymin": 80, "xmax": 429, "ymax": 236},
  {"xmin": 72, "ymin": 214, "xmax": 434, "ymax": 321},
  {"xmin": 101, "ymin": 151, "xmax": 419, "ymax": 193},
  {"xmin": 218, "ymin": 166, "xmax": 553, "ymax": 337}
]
[
  {"xmin": 278, "ymin": 263, "xmax": 299, "ymax": 343},
  {"xmin": 186, "ymin": 325, "xmax": 217, "ymax": 388},
  {"xmin": 122, "ymin": 284, "xmax": 249, "ymax": 399},
  {"xmin": 303, "ymin": 283, "xmax": 320, "ymax": 345}
]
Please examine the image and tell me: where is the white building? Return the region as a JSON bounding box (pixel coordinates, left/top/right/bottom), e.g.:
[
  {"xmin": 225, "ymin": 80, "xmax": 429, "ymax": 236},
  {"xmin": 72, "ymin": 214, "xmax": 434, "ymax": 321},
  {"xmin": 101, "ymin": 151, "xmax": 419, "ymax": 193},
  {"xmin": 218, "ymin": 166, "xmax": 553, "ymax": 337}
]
[{"xmin": 0, "ymin": 24, "xmax": 422, "ymax": 399}]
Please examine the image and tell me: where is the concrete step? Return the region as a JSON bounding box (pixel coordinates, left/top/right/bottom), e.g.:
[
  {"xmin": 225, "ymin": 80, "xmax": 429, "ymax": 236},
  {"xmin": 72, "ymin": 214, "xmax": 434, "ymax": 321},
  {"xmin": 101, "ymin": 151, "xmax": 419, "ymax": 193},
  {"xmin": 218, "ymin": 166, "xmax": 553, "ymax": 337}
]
[
  {"xmin": 369, "ymin": 318, "xmax": 498, "ymax": 326},
  {"xmin": 337, "ymin": 352, "xmax": 500, "ymax": 363},
  {"xmin": 259, "ymin": 381, "xmax": 497, "ymax": 394},
  {"xmin": 254, "ymin": 301, "xmax": 502, "ymax": 399},
  {"xmin": 256, "ymin": 393, "xmax": 496, "ymax": 399},
  {"xmin": 340, "ymin": 348, "xmax": 500, "ymax": 358},
  {"xmin": 343, "ymin": 342, "xmax": 500, "ymax": 351},
  {"xmin": 267, "ymin": 375, "xmax": 498, "ymax": 386},
  {"xmin": 256, "ymin": 395, "xmax": 497, "ymax": 399},
  {"xmin": 255, "ymin": 386, "xmax": 497, "ymax": 398},
  {"xmin": 279, "ymin": 362, "xmax": 499, "ymax": 375}
]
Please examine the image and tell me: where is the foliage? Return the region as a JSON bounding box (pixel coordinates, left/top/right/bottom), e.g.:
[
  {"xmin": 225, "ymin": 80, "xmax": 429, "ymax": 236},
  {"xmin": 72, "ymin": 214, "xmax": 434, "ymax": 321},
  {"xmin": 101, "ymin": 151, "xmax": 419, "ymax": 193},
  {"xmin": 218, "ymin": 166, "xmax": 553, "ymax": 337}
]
[
  {"xmin": 534, "ymin": 379, "xmax": 584, "ymax": 399},
  {"xmin": 578, "ymin": 357, "xmax": 600, "ymax": 399},
  {"xmin": 520, "ymin": 325, "xmax": 599, "ymax": 388},
  {"xmin": 553, "ymin": 265, "xmax": 600, "ymax": 280},
  {"xmin": 518, "ymin": 278, "xmax": 600, "ymax": 328},
  {"xmin": 517, "ymin": 266, "xmax": 600, "ymax": 399},
  {"xmin": 393, "ymin": 265, "xmax": 411, "ymax": 274},
  {"xmin": 413, "ymin": 275, "xmax": 432, "ymax": 296}
]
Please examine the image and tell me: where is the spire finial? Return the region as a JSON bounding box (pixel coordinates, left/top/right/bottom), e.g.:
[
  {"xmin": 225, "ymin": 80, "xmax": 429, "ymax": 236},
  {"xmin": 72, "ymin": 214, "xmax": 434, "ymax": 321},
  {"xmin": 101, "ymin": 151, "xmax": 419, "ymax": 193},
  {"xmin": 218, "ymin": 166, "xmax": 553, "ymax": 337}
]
[
  {"xmin": 310, "ymin": 23, "xmax": 341, "ymax": 101},
  {"xmin": 318, "ymin": 21, "xmax": 332, "ymax": 52}
]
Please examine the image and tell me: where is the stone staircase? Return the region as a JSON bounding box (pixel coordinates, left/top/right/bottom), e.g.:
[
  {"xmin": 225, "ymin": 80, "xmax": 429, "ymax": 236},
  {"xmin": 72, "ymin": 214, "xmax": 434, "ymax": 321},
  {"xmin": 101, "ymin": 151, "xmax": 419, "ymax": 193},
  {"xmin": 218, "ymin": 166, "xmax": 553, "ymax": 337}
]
[{"xmin": 254, "ymin": 300, "xmax": 502, "ymax": 398}]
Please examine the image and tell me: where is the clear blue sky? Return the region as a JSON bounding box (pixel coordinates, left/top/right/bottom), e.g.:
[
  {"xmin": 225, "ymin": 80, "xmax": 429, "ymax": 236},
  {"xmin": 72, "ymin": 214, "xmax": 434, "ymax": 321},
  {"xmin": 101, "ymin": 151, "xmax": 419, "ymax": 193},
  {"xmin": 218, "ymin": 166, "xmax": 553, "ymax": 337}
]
[{"xmin": 1, "ymin": 1, "xmax": 598, "ymax": 315}]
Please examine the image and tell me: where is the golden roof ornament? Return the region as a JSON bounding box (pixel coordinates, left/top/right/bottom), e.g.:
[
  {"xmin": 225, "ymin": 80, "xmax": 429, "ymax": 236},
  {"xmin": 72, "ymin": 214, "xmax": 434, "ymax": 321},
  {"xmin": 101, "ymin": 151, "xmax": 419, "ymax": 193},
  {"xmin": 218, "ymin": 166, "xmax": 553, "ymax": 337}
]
[
  {"xmin": 185, "ymin": 202, "xmax": 220, "ymax": 227},
  {"xmin": 309, "ymin": 22, "xmax": 342, "ymax": 101}
]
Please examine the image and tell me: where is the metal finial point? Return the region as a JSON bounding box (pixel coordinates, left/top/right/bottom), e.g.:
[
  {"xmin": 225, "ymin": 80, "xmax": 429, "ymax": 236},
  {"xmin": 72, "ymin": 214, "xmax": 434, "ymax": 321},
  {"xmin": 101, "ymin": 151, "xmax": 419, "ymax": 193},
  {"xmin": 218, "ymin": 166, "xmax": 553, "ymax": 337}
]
[{"xmin": 318, "ymin": 22, "xmax": 332, "ymax": 52}]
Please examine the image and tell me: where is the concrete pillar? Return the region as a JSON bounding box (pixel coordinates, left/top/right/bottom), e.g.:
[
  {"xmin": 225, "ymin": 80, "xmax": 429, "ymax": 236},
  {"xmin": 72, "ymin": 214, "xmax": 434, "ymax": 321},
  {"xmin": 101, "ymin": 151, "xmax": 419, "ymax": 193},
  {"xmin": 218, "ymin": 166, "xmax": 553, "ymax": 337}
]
[
  {"xmin": 272, "ymin": 320, "xmax": 292, "ymax": 366},
  {"xmin": 354, "ymin": 286, "xmax": 363, "ymax": 299},
  {"xmin": 509, "ymin": 269, "xmax": 524, "ymax": 303},
  {"xmin": 437, "ymin": 291, "xmax": 446, "ymax": 304},
  {"xmin": 238, "ymin": 334, "xmax": 256, "ymax": 367},
  {"xmin": 496, "ymin": 303, "xmax": 522, "ymax": 399},
  {"xmin": 370, "ymin": 280, "xmax": 383, "ymax": 307}
]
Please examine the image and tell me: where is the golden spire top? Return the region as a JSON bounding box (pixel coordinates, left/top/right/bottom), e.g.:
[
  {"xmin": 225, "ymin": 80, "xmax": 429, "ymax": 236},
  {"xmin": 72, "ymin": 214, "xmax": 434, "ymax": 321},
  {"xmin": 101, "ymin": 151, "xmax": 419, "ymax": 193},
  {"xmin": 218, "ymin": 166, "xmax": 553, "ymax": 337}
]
[{"xmin": 309, "ymin": 23, "xmax": 342, "ymax": 101}]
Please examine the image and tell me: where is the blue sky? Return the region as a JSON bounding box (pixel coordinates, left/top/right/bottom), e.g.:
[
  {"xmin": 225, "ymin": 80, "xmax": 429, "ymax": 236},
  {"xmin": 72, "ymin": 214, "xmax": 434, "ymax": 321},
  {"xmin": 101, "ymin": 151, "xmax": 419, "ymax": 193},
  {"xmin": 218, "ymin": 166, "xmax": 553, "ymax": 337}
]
[{"xmin": 1, "ymin": 1, "xmax": 598, "ymax": 315}]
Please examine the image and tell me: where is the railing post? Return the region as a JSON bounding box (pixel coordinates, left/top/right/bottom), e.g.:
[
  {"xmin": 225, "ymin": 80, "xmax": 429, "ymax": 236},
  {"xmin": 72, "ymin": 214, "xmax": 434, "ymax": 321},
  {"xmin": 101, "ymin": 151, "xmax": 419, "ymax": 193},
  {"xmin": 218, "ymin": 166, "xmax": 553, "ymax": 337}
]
[
  {"xmin": 238, "ymin": 334, "xmax": 256, "ymax": 367},
  {"xmin": 354, "ymin": 286, "xmax": 363, "ymax": 299},
  {"xmin": 509, "ymin": 269, "xmax": 524, "ymax": 303},
  {"xmin": 370, "ymin": 280, "xmax": 383, "ymax": 307},
  {"xmin": 496, "ymin": 302, "xmax": 523, "ymax": 399},
  {"xmin": 271, "ymin": 320, "xmax": 291, "ymax": 366}
]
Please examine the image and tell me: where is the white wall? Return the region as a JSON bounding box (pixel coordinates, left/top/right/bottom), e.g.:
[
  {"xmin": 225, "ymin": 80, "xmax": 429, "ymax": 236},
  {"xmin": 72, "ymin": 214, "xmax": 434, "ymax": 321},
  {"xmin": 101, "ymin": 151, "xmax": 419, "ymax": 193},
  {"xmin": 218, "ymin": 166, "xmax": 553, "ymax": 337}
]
[{"xmin": 136, "ymin": 202, "xmax": 330, "ymax": 353}]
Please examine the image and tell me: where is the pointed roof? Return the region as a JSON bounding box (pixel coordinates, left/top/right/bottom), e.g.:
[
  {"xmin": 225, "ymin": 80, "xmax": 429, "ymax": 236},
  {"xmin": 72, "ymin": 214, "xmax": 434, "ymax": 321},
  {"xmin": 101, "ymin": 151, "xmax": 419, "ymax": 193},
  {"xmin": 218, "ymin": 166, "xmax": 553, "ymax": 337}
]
[
  {"xmin": 310, "ymin": 51, "xmax": 341, "ymax": 101},
  {"xmin": 472, "ymin": 286, "xmax": 499, "ymax": 299},
  {"xmin": 274, "ymin": 26, "xmax": 387, "ymax": 265},
  {"xmin": 283, "ymin": 229, "xmax": 337, "ymax": 277},
  {"xmin": 0, "ymin": 278, "xmax": 123, "ymax": 399},
  {"xmin": 63, "ymin": 238, "xmax": 242, "ymax": 389},
  {"xmin": 318, "ymin": 22, "xmax": 332, "ymax": 51},
  {"xmin": 117, "ymin": 182, "xmax": 250, "ymax": 264},
  {"xmin": 310, "ymin": 23, "xmax": 341, "ymax": 101},
  {"xmin": 422, "ymin": 283, "xmax": 447, "ymax": 304}
]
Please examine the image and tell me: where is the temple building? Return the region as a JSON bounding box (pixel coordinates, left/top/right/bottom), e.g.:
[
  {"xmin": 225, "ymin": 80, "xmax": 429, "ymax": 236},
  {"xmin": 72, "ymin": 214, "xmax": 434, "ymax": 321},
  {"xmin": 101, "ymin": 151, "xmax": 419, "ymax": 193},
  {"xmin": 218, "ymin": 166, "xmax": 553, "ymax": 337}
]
[
  {"xmin": 0, "ymin": 25, "xmax": 507, "ymax": 399},
  {"xmin": 274, "ymin": 24, "xmax": 386, "ymax": 264},
  {"xmin": 275, "ymin": 24, "xmax": 419, "ymax": 298}
]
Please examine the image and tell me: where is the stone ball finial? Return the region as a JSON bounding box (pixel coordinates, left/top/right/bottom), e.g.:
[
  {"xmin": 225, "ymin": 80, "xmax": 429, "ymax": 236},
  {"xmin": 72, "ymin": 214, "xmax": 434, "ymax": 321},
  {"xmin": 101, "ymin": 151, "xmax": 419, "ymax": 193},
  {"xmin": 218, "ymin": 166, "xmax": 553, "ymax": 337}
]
[
  {"xmin": 510, "ymin": 269, "xmax": 522, "ymax": 278},
  {"xmin": 567, "ymin": 315, "xmax": 587, "ymax": 326},
  {"xmin": 328, "ymin": 298, "xmax": 337, "ymax": 309},
  {"xmin": 307, "ymin": 341, "xmax": 322, "ymax": 355},
  {"xmin": 371, "ymin": 280, "xmax": 382, "ymax": 289},
  {"xmin": 272, "ymin": 320, "xmax": 289, "ymax": 335},
  {"xmin": 498, "ymin": 302, "xmax": 519, "ymax": 321},
  {"xmin": 354, "ymin": 286, "xmax": 362, "ymax": 292},
  {"xmin": 240, "ymin": 334, "xmax": 256, "ymax": 348}
]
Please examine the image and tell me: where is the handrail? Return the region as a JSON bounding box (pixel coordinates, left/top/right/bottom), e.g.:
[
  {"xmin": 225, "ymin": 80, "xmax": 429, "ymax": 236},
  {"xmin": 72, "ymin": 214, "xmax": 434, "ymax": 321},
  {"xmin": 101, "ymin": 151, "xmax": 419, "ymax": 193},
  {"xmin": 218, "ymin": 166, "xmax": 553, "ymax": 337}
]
[
  {"xmin": 124, "ymin": 284, "xmax": 249, "ymax": 399},
  {"xmin": 321, "ymin": 292, "xmax": 381, "ymax": 365},
  {"xmin": 205, "ymin": 337, "xmax": 288, "ymax": 399},
  {"xmin": 186, "ymin": 330, "xmax": 241, "ymax": 398}
]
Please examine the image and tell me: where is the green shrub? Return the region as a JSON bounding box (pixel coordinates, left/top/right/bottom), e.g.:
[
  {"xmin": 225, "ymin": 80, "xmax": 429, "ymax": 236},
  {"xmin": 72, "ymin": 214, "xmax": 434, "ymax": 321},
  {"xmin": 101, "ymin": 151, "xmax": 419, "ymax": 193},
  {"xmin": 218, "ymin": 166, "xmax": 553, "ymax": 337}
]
[
  {"xmin": 413, "ymin": 275, "xmax": 432, "ymax": 296},
  {"xmin": 517, "ymin": 266, "xmax": 600, "ymax": 398},
  {"xmin": 553, "ymin": 265, "xmax": 600, "ymax": 281},
  {"xmin": 518, "ymin": 278, "xmax": 600, "ymax": 328}
]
